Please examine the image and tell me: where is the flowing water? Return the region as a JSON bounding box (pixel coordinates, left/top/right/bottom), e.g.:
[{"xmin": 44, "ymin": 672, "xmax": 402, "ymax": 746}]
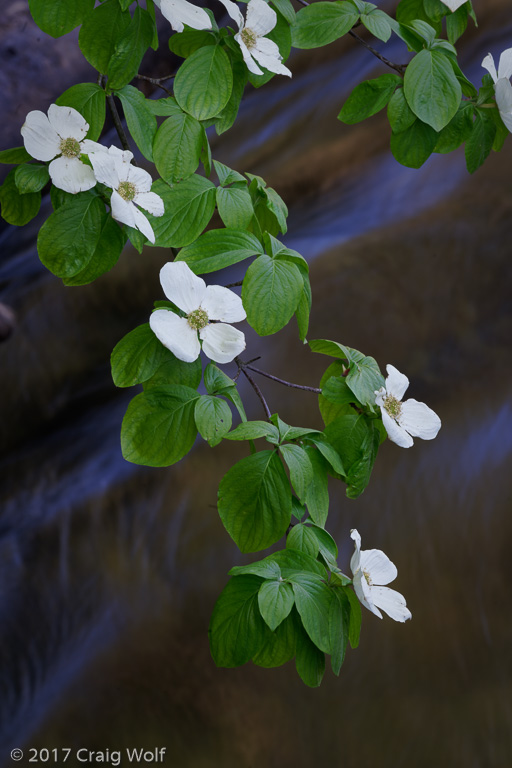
[{"xmin": 1, "ymin": 1, "xmax": 512, "ymax": 765}]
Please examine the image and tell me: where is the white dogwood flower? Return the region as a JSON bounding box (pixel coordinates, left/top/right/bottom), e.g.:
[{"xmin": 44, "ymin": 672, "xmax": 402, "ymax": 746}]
[
  {"xmin": 153, "ymin": 0, "xmax": 212, "ymax": 32},
  {"xmin": 350, "ymin": 529, "xmax": 411, "ymax": 622},
  {"xmin": 87, "ymin": 145, "xmax": 164, "ymax": 244},
  {"xmin": 150, "ymin": 261, "xmax": 246, "ymax": 363},
  {"xmin": 440, "ymin": 0, "xmax": 468, "ymax": 11},
  {"xmin": 374, "ymin": 364, "xmax": 441, "ymax": 449},
  {"xmin": 21, "ymin": 104, "xmax": 100, "ymax": 194},
  {"xmin": 218, "ymin": 0, "xmax": 291, "ymax": 77},
  {"xmin": 482, "ymin": 48, "xmax": 512, "ymax": 133}
]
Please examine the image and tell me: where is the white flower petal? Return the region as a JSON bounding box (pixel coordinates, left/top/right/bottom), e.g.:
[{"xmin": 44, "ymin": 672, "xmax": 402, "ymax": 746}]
[
  {"xmin": 353, "ymin": 572, "xmax": 383, "ymax": 619},
  {"xmin": 201, "ymin": 285, "xmax": 246, "ymax": 323},
  {"xmin": 497, "ymin": 47, "xmax": 512, "ymax": 80},
  {"xmin": 200, "ymin": 323, "xmax": 245, "ymax": 363},
  {"xmin": 88, "ymin": 150, "xmax": 119, "ymax": 188},
  {"xmin": 133, "ymin": 191, "xmax": 164, "ymax": 217},
  {"xmin": 371, "ymin": 586, "xmax": 412, "ymax": 622},
  {"xmin": 131, "ymin": 205, "xmax": 156, "ymax": 244},
  {"xmin": 126, "ymin": 164, "xmax": 153, "ymax": 193},
  {"xmin": 235, "ymin": 33, "xmax": 264, "ymax": 75},
  {"xmin": 350, "ymin": 529, "xmax": 361, "ymax": 575},
  {"xmin": 399, "ymin": 399, "xmax": 441, "ymax": 441},
  {"xmin": 246, "ymin": 0, "xmax": 277, "ymax": 37},
  {"xmin": 217, "ymin": 0, "xmax": 244, "ymax": 30},
  {"xmin": 440, "ymin": 0, "xmax": 467, "ymax": 11},
  {"xmin": 21, "ymin": 110, "xmax": 61, "ymax": 162},
  {"xmin": 157, "ymin": 0, "xmax": 212, "ymax": 32},
  {"xmin": 159, "ymin": 261, "xmax": 206, "ymax": 313},
  {"xmin": 111, "ymin": 190, "xmax": 138, "ymax": 228},
  {"xmin": 385, "ymin": 364, "xmax": 409, "ymax": 400},
  {"xmin": 47, "ymin": 104, "xmax": 89, "ymax": 142},
  {"xmin": 48, "ymin": 156, "xmax": 96, "ymax": 194},
  {"xmin": 359, "ymin": 549, "xmax": 398, "ymax": 586},
  {"xmin": 80, "ymin": 139, "xmax": 105, "ymax": 156},
  {"xmin": 374, "ymin": 386, "xmax": 387, "ymax": 407},
  {"xmin": 498, "ymin": 108, "xmax": 512, "ymax": 133},
  {"xmin": 149, "ymin": 310, "xmax": 201, "ymax": 363},
  {"xmin": 482, "ymin": 52, "xmax": 498, "ymax": 83},
  {"xmin": 381, "ymin": 408, "xmax": 414, "ymax": 448},
  {"xmin": 495, "ymin": 78, "xmax": 512, "ymax": 118},
  {"xmin": 252, "ymin": 36, "xmax": 291, "ymax": 77}
]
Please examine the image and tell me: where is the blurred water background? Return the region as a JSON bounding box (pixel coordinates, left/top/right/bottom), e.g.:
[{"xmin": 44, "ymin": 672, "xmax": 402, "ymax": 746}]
[{"xmin": 1, "ymin": 0, "xmax": 512, "ymax": 765}]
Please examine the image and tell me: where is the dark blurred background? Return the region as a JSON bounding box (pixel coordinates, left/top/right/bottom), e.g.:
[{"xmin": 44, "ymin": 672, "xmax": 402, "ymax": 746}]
[{"xmin": 1, "ymin": 0, "xmax": 512, "ymax": 765}]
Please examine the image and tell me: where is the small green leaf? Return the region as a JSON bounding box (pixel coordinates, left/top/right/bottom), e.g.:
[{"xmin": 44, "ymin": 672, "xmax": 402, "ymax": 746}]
[
  {"xmin": 14, "ymin": 164, "xmax": 49, "ymax": 194},
  {"xmin": 213, "ymin": 160, "xmax": 246, "ymax": 186},
  {"xmin": 225, "ymin": 421, "xmax": 280, "ymax": 443},
  {"xmin": 292, "ymin": 1, "xmax": 359, "ymax": 49},
  {"xmin": 0, "ymin": 169, "xmax": 41, "ymax": 226},
  {"xmin": 111, "ymin": 322, "xmax": 174, "ymax": 388},
  {"xmin": 286, "ymin": 524, "xmax": 320, "ymax": 558},
  {"xmin": 117, "ymin": 85, "xmax": 158, "ymax": 161},
  {"xmin": 0, "ymin": 147, "xmax": 32, "ymax": 165},
  {"xmin": 62, "ymin": 214, "xmax": 125, "ymax": 286},
  {"xmin": 107, "ymin": 7, "xmax": 155, "ymax": 90},
  {"xmin": 252, "ymin": 614, "xmax": 296, "ymax": 668},
  {"xmin": 390, "ymin": 117, "xmax": 438, "ymax": 168},
  {"xmin": 214, "ymin": 62, "xmax": 248, "ymax": 135},
  {"xmin": 148, "ymin": 176, "xmax": 216, "ymax": 248},
  {"xmin": 242, "ymin": 254, "xmax": 303, "ymax": 336},
  {"xmin": 303, "ymin": 446, "xmax": 329, "ymax": 527},
  {"xmin": 176, "ymin": 228, "xmax": 263, "ymax": 274},
  {"xmin": 169, "ymin": 29, "xmax": 216, "ymax": 58},
  {"xmin": 465, "ymin": 109, "xmax": 496, "ymax": 174},
  {"xmin": 360, "ymin": 8, "xmax": 392, "ymax": 41},
  {"xmin": 345, "ymin": 586, "xmax": 362, "ymax": 649},
  {"xmin": 258, "ymin": 580, "xmax": 295, "ymax": 631},
  {"xmin": 194, "ymin": 395, "xmax": 232, "ymax": 447},
  {"xmin": 280, "ymin": 444, "xmax": 314, "ymax": 504},
  {"xmin": 290, "ymin": 573, "xmax": 333, "ymax": 653},
  {"xmin": 216, "ymin": 186, "xmax": 254, "ymax": 229},
  {"xmin": 338, "ymin": 74, "xmax": 402, "ymax": 125},
  {"xmin": 152, "ymin": 110, "xmax": 202, "ymax": 182},
  {"xmin": 387, "ymin": 87, "xmax": 416, "ymax": 134},
  {"xmin": 295, "ymin": 614, "xmax": 325, "ymax": 687}
]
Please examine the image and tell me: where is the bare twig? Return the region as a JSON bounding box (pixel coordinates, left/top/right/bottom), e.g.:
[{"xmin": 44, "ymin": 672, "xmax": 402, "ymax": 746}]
[
  {"xmin": 106, "ymin": 94, "xmax": 133, "ymax": 155},
  {"xmin": 236, "ymin": 358, "xmax": 272, "ymax": 419},
  {"xmin": 136, "ymin": 73, "xmax": 174, "ymax": 96},
  {"xmin": 245, "ymin": 364, "xmax": 321, "ymax": 394}
]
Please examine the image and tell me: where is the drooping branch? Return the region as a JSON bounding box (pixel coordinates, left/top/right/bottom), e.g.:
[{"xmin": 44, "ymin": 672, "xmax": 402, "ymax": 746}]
[{"xmin": 236, "ymin": 358, "xmax": 272, "ymax": 419}]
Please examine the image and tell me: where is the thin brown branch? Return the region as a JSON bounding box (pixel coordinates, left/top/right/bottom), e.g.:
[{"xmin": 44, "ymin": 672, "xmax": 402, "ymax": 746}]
[
  {"xmin": 245, "ymin": 364, "xmax": 321, "ymax": 394},
  {"xmin": 136, "ymin": 73, "xmax": 174, "ymax": 96},
  {"xmin": 236, "ymin": 358, "xmax": 272, "ymax": 419},
  {"xmin": 106, "ymin": 94, "xmax": 133, "ymax": 155}
]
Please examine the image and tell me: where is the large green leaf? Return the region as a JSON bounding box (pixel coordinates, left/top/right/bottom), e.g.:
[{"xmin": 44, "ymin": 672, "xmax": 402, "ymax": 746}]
[
  {"xmin": 252, "ymin": 613, "xmax": 296, "ymax": 668},
  {"xmin": 404, "ymin": 49, "xmax": 461, "ymax": 131},
  {"xmin": 338, "ymin": 74, "xmax": 401, "ymax": 124},
  {"xmin": 148, "ymin": 176, "xmax": 216, "ymax": 247},
  {"xmin": 176, "ymin": 228, "xmax": 264, "ymax": 274},
  {"xmin": 111, "ymin": 322, "xmax": 175, "ymax": 388},
  {"xmin": 174, "ymin": 45, "xmax": 233, "ymax": 120},
  {"xmin": 390, "ymin": 117, "xmax": 439, "ymax": 168},
  {"xmin": 37, "ymin": 192, "xmax": 105, "ymax": 278},
  {"xmin": 208, "ymin": 575, "xmax": 267, "ymax": 667},
  {"xmin": 62, "ymin": 214, "xmax": 125, "ymax": 286},
  {"xmin": 242, "ymin": 254, "xmax": 303, "ymax": 336},
  {"xmin": 107, "ymin": 7, "xmax": 155, "ymax": 90},
  {"xmin": 152, "ymin": 110, "xmax": 202, "ymax": 182},
  {"xmin": 121, "ymin": 385, "xmax": 200, "ymax": 467},
  {"xmin": 323, "ymin": 414, "xmax": 378, "ymax": 497},
  {"xmin": 218, "ymin": 450, "xmax": 292, "ymax": 552},
  {"xmin": 465, "ymin": 109, "xmax": 496, "ymax": 175},
  {"xmin": 292, "ymin": 1, "xmax": 359, "ymax": 49},
  {"xmin": 28, "ymin": 0, "xmax": 94, "ymax": 37},
  {"xmin": 78, "ymin": 0, "xmax": 131, "ymax": 73}
]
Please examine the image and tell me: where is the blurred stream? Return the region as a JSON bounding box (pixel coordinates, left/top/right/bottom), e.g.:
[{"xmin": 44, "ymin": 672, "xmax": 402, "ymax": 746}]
[{"xmin": 1, "ymin": 1, "xmax": 512, "ymax": 765}]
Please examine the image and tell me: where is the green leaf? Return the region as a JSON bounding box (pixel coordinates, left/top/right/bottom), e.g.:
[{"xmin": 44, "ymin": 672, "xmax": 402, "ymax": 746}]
[
  {"xmin": 148, "ymin": 176, "xmax": 216, "ymax": 248},
  {"xmin": 204, "ymin": 363, "xmax": 248, "ymax": 422},
  {"xmin": 404, "ymin": 49, "xmax": 461, "ymax": 131},
  {"xmin": 280, "ymin": 444, "xmax": 314, "ymax": 504},
  {"xmin": 0, "ymin": 147, "xmax": 32, "ymax": 165},
  {"xmin": 143, "ymin": 355, "xmax": 202, "ymax": 391},
  {"xmin": 465, "ymin": 109, "xmax": 496, "ymax": 174},
  {"xmin": 390, "ymin": 117, "xmax": 438, "ymax": 168},
  {"xmin": 117, "ymin": 85, "xmax": 158, "ymax": 161},
  {"xmin": 121, "ymin": 385, "xmax": 199, "ymax": 467},
  {"xmin": 14, "ymin": 164, "xmax": 49, "ymax": 194},
  {"xmin": 322, "ymin": 376, "xmax": 360, "ymax": 406},
  {"xmin": 267, "ymin": 548, "xmax": 327, "ymax": 579},
  {"xmin": 360, "ymin": 8, "xmax": 392, "ymax": 41},
  {"xmin": 174, "ymin": 45, "xmax": 233, "ymax": 120},
  {"xmin": 152, "ymin": 110, "xmax": 202, "ymax": 182},
  {"xmin": 252, "ymin": 613, "xmax": 296, "ymax": 668},
  {"xmin": 295, "ymin": 614, "xmax": 325, "ymax": 687},
  {"xmin": 226, "ymin": 420, "xmax": 280, "ymax": 443},
  {"xmin": 194, "ymin": 395, "xmax": 232, "ymax": 447},
  {"xmin": 286, "ymin": 524, "xmax": 320, "ymax": 558},
  {"xmin": 292, "ymin": 1, "xmax": 359, "ymax": 49},
  {"xmin": 338, "ymin": 74, "xmax": 401, "ymax": 125},
  {"xmin": 56, "ymin": 84, "xmax": 107, "ymax": 142},
  {"xmin": 176, "ymin": 227, "xmax": 264, "ymax": 274},
  {"xmin": 107, "ymin": 6, "xmax": 155, "ymax": 90},
  {"xmin": 146, "ymin": 96, "xmax": 182, "ymax": 117},
  {"xmin": 169, "ymin": 29, "xmax": 216, "ymax": 58},
  {"xmin": 218, "ymin": 451, "xmax": 292, "ymax": 552},
  {"xmin": 242, "ymin": 254, "xmax": 303, "ymax": 336},
  {"xmin": 28, "ymin": 0, "xmax": 94, "ymax": 37},
  {"xmin": 309, "ymin": 339, "xmax": 384, "ymax": 408},
  {"xmin": 263, "ymin": 187, "xmax": 288, "ymax": 234},
  {"xmin": 258, "ymin": 580, "xmax": 295, "ymax": 631},
  {"xmin": 290, "ymin": 573, "xmax": 333, "ymax": 653},
  {"xmin": 62, "ymin": 214, "xmax": 125, "ymax": 286},
  {"xmin": 37, "ymin": 192, "xmax": 105, "ymax": 278},
  {"xmin": 324, "ymin": 414, "xmax": 377, "ymax": 497},
  {"xmin": 318, "ymin": 361, "xmax": 352, "ymax": 425},
  {"xmin": 303, "ymin": 446, "xmax": 329, "ymax": 527},
  {"xmin": 229, "ymin": 559, "xmax": 282, "ymax": 580},
  {"xmin": 304, "ymin": 433, "xmax": 345, "ymax": 476},
  {"xmin": 295, "ymin": 273, "xmax": 312, "ymax": 342},
  {"xmin": 345, "ymin": 586, "xmax": 362, "ymax": 649},
  {"xmin": 214, "ymin": 62, "xmax": 248, "ymax": 135},
  {"xmin": 387, "ymin": 87, "xmax": 416, "ymax": 134},
  {"xmin": 434, "ymin": 102, "xmax": 473, "ymax": 153},
  {"xmin": 329, "ymin": 588, "xmax": 350, "ymax": 675},
  {"xmin": 0, "ymin": 169, "xmax": 41, "ymax": 226},
  {"xmin": 78, "ymin": 0, "xmax": 132, "ymax": 73},
  {"xmin": 271, "ymin": 0, "xmax": 296, "ymax": 25},
  {"xmin": 216, "ymin": 187, "xmax": 254, "ymax": 229},
  {"xmin": 213, "ymin": 160, "xmax": 246, "ymax": 187},
  {"xmin": 111, "ymin": 322, "xmax": 175, "ymax": 388},
  {"xmin": 209, "ymin": 575, "xmax": 267, "ymax": 667},
  {"xmin": 446, "ymin": 5, "xmax": 468, "ymax": 44}
]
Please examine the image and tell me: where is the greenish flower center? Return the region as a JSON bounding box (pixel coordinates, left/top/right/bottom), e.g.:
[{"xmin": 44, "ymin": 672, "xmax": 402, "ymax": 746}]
[
  {"xmin": 363, "ymin": 569, "xmax": 372, "ymax": 587},
  {"xmin": 187, "ymin": 307, "xmax": 209, "ymax": 330},
  {"xmin": 59, "ymin": 137, "xmax": 81, "ymax": 159},
  {"xmin": 383, "ymin": 394, "xmax": 402, "ymax": 420},
  {"xmin": 118, "ymin": 181, "xmax": 137, "ymax": 202},
  {"xmin": 241, "ymin": 27, "xmax": 257, "ymax": 49}
]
